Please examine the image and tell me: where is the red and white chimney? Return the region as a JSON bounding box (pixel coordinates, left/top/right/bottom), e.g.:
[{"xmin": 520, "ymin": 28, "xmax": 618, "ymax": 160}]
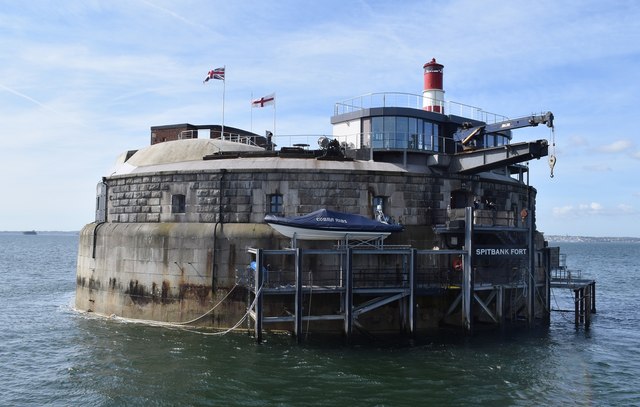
[{"xmin": 422, "ymin": 58, "xmax": 445, "ymax": 113}]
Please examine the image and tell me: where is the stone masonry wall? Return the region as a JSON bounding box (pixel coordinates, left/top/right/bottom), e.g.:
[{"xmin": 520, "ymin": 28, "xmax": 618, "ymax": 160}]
[{"xmin": 106, "ymin": 168, "xmax": 534, "ymax": 228}]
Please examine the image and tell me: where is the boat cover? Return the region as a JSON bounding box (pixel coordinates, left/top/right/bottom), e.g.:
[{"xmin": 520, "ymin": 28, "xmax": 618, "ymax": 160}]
[{"xmin": 264, "ymin": 209, "xmax": 403, "ymax": 233}]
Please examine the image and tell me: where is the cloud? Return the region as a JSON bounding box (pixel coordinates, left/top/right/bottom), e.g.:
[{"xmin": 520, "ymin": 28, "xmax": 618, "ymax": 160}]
[
  {"xmin": 580, "ymin": 202, "xmax": 603, "ymax": 212},
  {"xmin": 137, "ymin": 0, "xmax": 220, "ymax": 35},
  {"xmin": 617, "ymin": 204, "xmax": 637, "ymax": 214},
  {"xmin": 552, "ymin": 205, "xmax": 574, "ymax": 217},
  {"xmin": 597, "ymin": 139, "xmax": 634, "ymax": 153},
  {"xmin": 552, "ymin": 201, "xmax": 639, "ymax": 219},
  {"xmin": 568, "ymin": 135, "xmax": 589, "ymax": 148},
  {"xmin": 582, "ymin": 164, "xmax": 612, "ymax": 172},
  {"xmin": 553, "ymin": 202, "xmax": 602, "ymax": 218}
]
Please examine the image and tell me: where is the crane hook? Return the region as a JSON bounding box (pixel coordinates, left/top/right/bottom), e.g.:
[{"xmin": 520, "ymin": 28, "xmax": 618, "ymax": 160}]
[{"xmin": 548, "ymin": 155, "xmax": 556, "ymax": 178}]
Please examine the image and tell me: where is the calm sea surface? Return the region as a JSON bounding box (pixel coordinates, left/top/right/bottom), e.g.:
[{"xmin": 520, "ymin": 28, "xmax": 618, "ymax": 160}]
[{"xmin": 1, "ymin": 234, "xmax": 639, "ymax": 406}]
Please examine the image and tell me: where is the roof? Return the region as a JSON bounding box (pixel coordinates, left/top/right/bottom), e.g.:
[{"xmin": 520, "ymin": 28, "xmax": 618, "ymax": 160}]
[{"xmin": 108, "ymin": 138, "xmax": 406, "ymax": 176}]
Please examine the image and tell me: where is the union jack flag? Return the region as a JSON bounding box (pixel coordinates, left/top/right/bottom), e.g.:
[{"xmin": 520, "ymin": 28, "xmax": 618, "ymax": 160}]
[{"xmin": 204, "ymin": 67, "xmax": 225, "ymax": 82}]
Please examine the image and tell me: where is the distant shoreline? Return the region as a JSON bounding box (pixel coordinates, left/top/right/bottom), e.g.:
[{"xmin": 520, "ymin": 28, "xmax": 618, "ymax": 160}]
[
  {"xmin": 0, "ymin": 230, "xmax": 637, "ymax": 242},
  {"xmin": 546, "ymin": 235, "xmax": 640, "ymax": 243},
  {"xmin": 0, "ymin": 231, "xmax": 79, "ymax": 235}
]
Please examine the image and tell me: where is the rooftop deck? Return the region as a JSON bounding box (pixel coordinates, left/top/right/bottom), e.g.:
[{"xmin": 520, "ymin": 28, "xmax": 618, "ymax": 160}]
[{"xmin": 333, "ymin": 92, "xmax": 508, "ymax": 124}]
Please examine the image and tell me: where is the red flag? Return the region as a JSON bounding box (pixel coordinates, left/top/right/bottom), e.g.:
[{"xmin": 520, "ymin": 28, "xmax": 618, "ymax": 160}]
[
  {"xmin": 204, "ymin": 67, "xmax": 225, "ymax": 83},
  {"xmin": 251, "ymin": 93, "xmax": 275, "ymax": 108}
]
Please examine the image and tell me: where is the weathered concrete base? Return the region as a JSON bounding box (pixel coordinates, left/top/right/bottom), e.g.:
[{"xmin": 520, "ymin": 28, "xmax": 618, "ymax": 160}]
[
  {"xmin": 75, "ymin": 222, "xmax": 277, "ymax": 327},
  {"xmin": 75, "ymin": 221, "xmax": 446, "ymax": 332},
  {"xmin": 76, "ymin": 220, "xmax": 549, "ymax": 335}
]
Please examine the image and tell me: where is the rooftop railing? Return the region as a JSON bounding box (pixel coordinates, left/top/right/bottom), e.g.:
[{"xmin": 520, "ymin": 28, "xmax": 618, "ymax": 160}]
[
  {"xmin": 273, "ymin": 132, "xmax": 456, "ymax": 153},
  {"xmin": 334, "ymin": 92, "xmax": 508, "ymax": 124}
]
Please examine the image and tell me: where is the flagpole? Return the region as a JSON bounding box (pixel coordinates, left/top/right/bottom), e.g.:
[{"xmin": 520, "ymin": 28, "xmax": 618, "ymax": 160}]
[
  {"xmin": 250, "ymin": 91, "xmax": 253, "ymax": 133},
  {"xmin": 221, "ymin": 65, "xmax": 226, "ymax": 140},
  {"xmin": 273, "ymin": 92, "xmax": 277, "ymax": 143}
]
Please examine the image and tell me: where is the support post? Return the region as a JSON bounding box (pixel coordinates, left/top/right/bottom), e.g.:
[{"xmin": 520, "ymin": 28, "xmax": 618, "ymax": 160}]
[
  {"xmin": 344, "ymin": 248, "xmax": 353, "ymax": 339},
  {"xmin": 527, "ymin": 209, "xmax": 535, "ymax": 325},
  {"xmin": 585, "ymin": 287, "xmax": 591, "ymax": 328},
  {"xmin": 545, "ymin": 248, "xmax": 551, "ymax": 324},
  {"xmin": 496, "ymin": 286, "xmax": 504, "ymax": 324},
  {"xmin": 254, "ymin": 249, "xmax": 264, "ymax": 343},
  {"xmin": 462, "ymin": 207, "xmax": 474, "ymax": 332},
  {"xmin": 579, "ymin": 287, "xmax": 585, "ymax": 324},
  {"xmin": 574, "ymin": 289, "xmax": 579, "ymax": 326},
  {"xmin": 591, "ymin": 282, "xmax": 597, "ymax": 314},
  {"xmin": 294, "ymin": 248, "xmax": 303, "ymax": 342},
  {"xmin": 409, "ymin": 248, "xmax": 416, "ymax": 336}
]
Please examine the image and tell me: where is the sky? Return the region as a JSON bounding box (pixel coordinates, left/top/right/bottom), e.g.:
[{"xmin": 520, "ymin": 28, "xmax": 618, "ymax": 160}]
[{"xmin": 1, "ymin": 0, "xmax": 639, "ymax": 237}]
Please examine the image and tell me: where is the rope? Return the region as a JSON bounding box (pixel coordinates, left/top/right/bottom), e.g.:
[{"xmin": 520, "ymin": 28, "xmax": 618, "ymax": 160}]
[
  {"xmin": 107, "ymin": 283, "xmax": 265, "ymax": 337},
  {"xmin": 189, "ymin": 283, "xmax": 264, "ymax": 336},
  {"xmin": 177, "ymin": 283, "xmax": 239, "ymax": 325},
  {"xmin": 550, "ymin": 286, "xmax": 574, "ymax": 323}
]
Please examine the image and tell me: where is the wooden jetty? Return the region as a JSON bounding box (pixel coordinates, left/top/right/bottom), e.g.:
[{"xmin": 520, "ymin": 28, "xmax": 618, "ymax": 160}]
[{"xmin": 550, "ymin": 252, "xmax": 596, "ymax": 327}]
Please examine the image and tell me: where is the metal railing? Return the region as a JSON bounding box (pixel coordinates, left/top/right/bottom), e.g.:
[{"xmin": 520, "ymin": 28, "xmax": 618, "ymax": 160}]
[
  {"xmin": 178, "ymin": 130, "xmax": 197, "ymax": 139},
  {"xmin": 239, "ymin": 248, "xmax": 467, "ymax": 290},
  {"xmin": 273, "ymin": 132, "xmax": 456, "ymax": 153},
  {"xmin": 222, "ymin": 133, "xmax": 260, "ymax": 147},
  {"xmin": 334, "ymin": 92, "xmax": 508, "ymax": 124}
]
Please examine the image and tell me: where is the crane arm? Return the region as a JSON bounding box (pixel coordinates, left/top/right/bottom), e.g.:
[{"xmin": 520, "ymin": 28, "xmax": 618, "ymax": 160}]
[{"xmin": 458, "ymin": 111, "xmax": 554, "ymax": 147}]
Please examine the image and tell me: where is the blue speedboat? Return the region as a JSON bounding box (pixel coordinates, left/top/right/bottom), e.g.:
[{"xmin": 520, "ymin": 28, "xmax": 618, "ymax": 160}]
[{"xmin": 264, "ymin": 209, "xmax": 403, "ymax": 241}]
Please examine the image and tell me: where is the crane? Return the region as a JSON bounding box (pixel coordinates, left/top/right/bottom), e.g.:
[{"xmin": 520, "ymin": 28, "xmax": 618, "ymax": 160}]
[{"xmin": 456, "ymin": 111, "xmax": 554, "ymax": 148}]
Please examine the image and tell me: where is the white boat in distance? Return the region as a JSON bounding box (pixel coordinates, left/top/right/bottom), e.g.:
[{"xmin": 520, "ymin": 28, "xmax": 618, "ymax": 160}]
[{"xmin": 264, "ymin": 209, "xmax": 403, "ymax": 241}]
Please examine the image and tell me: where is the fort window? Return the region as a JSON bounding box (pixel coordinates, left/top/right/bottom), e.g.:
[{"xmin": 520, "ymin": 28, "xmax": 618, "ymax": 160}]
[
  {"xmin": 172, "ymin": 194, "xmax": 186, "ymax": 213},
  {"xmin": 95, "ymin": 182, "xmax": 107, "ymax": 223},
  {"xmin": 373, "ymin": 196, "xmax": 389, "ymax": 222},
  {"xmin": 268, "ymin": 194, "xmax": 283, "ymax": 215}
]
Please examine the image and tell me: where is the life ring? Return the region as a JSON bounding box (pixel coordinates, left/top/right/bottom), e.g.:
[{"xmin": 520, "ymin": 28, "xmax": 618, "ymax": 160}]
[
  {"xmin": 520, "ymin": 208, "xmax": 528, "ymax": 221},
  {"xmin": 453, "ymin": 257, "xmax": 463, "ymax": 271}
]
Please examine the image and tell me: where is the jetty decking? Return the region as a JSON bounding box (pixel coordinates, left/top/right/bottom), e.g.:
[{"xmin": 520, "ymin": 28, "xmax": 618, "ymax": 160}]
[{"xmin": 550, "ymin": 255, "xmax": 596, "ymax": 327}]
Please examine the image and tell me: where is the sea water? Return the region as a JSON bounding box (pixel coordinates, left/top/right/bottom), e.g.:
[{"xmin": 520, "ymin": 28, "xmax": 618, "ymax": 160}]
[{"xmin": 1, "ymin": 234, "xmax": 638, "ymax": 406}]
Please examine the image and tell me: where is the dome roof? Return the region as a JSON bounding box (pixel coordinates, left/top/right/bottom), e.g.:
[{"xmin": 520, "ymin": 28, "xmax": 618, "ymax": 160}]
[
  {"xmin": 108, "ymin": 137, "xmax": 408, "ymax": 177},
  {"xmin": 128, "ymin": 138, "xmax": 263, "ymax": 167},
  {"xmin": 109, "ymin": 138, "xmax": 264, "ymax": 174}
]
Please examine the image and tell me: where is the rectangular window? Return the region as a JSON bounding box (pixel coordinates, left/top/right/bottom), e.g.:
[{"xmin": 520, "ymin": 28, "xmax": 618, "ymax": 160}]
[
  {"xmin": 268, "ymin": 194, "xmax": 283, "ymax": 214},
  {"xmin": 422, "ymin": 121, "xmax": 433, "ymax": 150},
  {"xmin": 172, "ymin": 194, "xmax": 186, "ymax": 213},
  {"xmin": 409, "ymin": 118, "xmax": 418, "ymax": 149},
  {"xmin": 433, "ymin": 123, "xmax": 440, "ymax": 151},
  {"xmin": 396, "ymin": 117, "xmax": 409, "ymax": 149},
  {"xmin": 372, "ymin": 196, "xmax": 387, "ymax": 221},
  {"xmin": 383, "ymin": 116, "xmax": 395, "ymax": 148},
  {"xmin": 371, "ymin": 117, "xmax": 383, "ymax": 148},
  {"xmin": 361, "ymin": 117, "xmax": 372, "ymax": 148}
]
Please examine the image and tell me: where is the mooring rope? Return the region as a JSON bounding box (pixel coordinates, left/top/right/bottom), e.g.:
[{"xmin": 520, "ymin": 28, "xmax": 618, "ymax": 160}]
[
  {"xmin": 107, "ymin": 283, "xmax": 264, "ymax": 337},
  {"xmin": 177, "ymin": 283, "xmax": 239, "ymax": 325}
]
